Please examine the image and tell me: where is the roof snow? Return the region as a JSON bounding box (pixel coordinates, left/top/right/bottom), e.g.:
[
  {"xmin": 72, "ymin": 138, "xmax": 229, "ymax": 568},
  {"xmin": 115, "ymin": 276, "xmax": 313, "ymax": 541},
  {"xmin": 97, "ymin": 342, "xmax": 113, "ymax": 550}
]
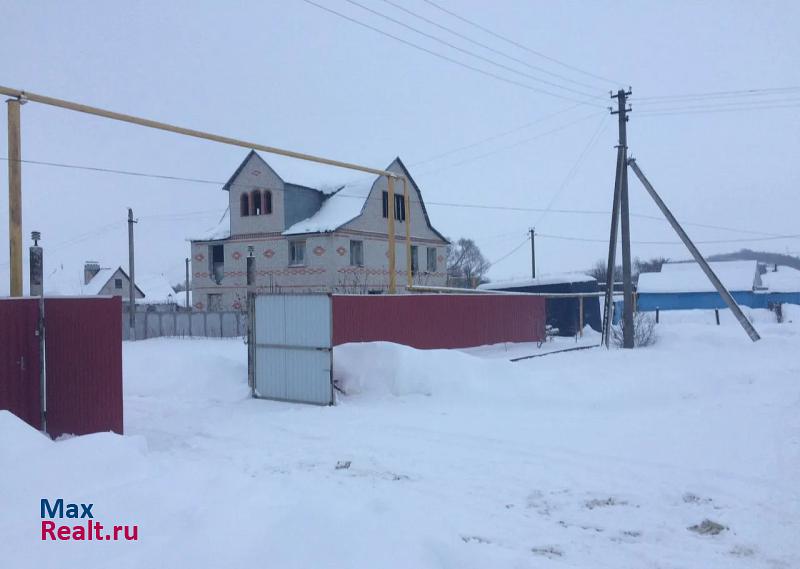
[
  {"xmin": 134, "ymin": 274, "xmax": 178, "ymax": 305},
  {"xmin": 190, "ymin": 208, "xmax": 230, "ymax": 242},
  {"xmin": 282, "ymin": 179, "xmax": 374, "ymax": 236},
  {"xmin": 637, "ymin": 260, "xmax": 761, "ymax": 294},
  {"xmin": 759, "ymin": 265, "xmax": 800, "ymax": 293},
  {"xmin": 479, "ymin": 273, "xmax": 596, "ymax": 291}
]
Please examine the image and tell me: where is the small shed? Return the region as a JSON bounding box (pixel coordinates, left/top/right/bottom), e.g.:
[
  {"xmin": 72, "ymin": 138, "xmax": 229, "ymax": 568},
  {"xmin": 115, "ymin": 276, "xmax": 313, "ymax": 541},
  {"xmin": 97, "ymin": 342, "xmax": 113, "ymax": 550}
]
[{"xmin": 479, "ymin": 273, "xmax": 602, "ymax": 336}]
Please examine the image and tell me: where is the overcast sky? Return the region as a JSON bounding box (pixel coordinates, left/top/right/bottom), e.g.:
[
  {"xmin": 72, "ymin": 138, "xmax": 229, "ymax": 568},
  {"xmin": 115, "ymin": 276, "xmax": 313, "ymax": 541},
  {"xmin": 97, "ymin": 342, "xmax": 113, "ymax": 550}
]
[{"xmin": 1, "ymin": 0, "xmax": 798, "ymax": 292}]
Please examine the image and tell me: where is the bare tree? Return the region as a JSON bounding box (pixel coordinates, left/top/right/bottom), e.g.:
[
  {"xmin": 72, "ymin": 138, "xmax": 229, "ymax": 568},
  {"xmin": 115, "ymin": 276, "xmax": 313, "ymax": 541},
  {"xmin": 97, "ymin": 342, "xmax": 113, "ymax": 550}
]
[
  {"xmin": 446, "ymin": 238, "xmax": 490, "ymax": 288},
  {"xmin": 634, "ymin": 256, "xmax": 669, "ymax": 276}
]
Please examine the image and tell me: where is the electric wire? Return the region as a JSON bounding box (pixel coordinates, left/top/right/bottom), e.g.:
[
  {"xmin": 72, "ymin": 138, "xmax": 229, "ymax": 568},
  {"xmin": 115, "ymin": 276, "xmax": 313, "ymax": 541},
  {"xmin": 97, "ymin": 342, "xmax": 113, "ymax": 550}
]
[
  {"xmin": 1, "ymin": 156, "xmax": 791, "ymax": 239},
  {"xmin": 377, "ymin": 0, "xmax": 602, "ymax": 92},
  {"xmin": 300, "ymin": 0, "xmax": 606, "ymax": 107},
  {"xmin": 421, "ymin": 0, "xmax": 623, "ymax": 87}
]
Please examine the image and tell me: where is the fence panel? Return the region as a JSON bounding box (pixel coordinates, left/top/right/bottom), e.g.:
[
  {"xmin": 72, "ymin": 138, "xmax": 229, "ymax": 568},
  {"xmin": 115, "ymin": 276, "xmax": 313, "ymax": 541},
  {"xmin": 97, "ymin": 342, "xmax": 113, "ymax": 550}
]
[
  {"xmin": 332, "ymin": 294, "xmax": 546, "ymax": 349},
  {"xmin": 43, "ymin": 297, "xmax": 123, "ymax": 437},
  {"xmin": 0, "ymin": 298, "xmax": 42, "ymax": 429}
]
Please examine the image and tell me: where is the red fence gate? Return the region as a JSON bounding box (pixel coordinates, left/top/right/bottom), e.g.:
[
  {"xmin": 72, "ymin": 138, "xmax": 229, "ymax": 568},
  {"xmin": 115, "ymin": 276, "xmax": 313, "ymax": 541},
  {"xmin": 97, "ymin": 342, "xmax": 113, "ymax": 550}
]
[
  {"xmin": 0, "ymin": 296, "xmax": 123, "ymax": 438},
  {"xmin": 332, "ymin": 294, "xmax": 546, "ymax": 349}
]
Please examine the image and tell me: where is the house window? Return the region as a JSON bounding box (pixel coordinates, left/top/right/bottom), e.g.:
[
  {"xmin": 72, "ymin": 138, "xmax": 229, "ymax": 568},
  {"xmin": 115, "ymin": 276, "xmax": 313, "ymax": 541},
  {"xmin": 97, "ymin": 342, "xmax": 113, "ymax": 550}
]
[
  {"xmin": 251, "ymin": 190, "xmax": 262, "ymax": 215},
  {"xmin": 394, "ymin": 194, "xmax": 406, "ymax": 222},
  {"xmin": 410, "ymin": 245, "xmax": 419, "ymax": 274},
  {"xmin": 246, "ymin": 256, "xmax": 255, "ymax": 286},
  {"xmin": 263, "ymin": 190, "xmax": 272, "ymax": 214},
  {"xmin": 240, "ymin": 193, "xmax": 250, "ymax": 217},
  {"xmin": 426, "ymin": 247, "xmax": 437, "ymax": 272},
  {"xmin": 207, "ymin": 293, "xmax": 222, "ymax": 311},
  {"xmin": 210, "ymin": 244, "xmax": 224, "ymax": 284},
  {"xmin": 381, "ymin": 191, "xmax": 406, "ymax": 221},
  {"xmin": 350, "ymin": 240, "xmax": 364, "ymax": 267},
  {"xmin": 289, "ymin": 240, "xmax": 306, "ymax": 266},
  {"xmin": 114, "ymin": 278, "xmax": 123, "ymax": 289}
]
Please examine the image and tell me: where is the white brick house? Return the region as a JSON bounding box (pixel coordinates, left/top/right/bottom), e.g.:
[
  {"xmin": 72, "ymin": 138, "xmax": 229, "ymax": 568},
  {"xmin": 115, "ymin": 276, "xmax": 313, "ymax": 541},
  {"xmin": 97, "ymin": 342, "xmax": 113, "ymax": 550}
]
[{"xmin": 189, "ymin": 151, "xmax": 448, "ymax": 311}]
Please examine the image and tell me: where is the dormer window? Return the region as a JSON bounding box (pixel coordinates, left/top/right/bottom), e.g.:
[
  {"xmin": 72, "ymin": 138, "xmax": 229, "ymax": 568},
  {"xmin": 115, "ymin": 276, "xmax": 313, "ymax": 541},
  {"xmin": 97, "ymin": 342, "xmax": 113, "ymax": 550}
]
[{"xmin": 240, "ymin": 193, "xmax": 250, "ymax": 217}]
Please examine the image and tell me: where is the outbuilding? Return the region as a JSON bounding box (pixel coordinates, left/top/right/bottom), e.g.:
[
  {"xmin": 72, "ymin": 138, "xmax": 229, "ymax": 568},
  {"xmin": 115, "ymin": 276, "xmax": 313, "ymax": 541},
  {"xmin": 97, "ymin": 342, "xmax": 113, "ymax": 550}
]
[{"xmin": 479, "ymin": 273, "xmax": 602, "ymax": 336}]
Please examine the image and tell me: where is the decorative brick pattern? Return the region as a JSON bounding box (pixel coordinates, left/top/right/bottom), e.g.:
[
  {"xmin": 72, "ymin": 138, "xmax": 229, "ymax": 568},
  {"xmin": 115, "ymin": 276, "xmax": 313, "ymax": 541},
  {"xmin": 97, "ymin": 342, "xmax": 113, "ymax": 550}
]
[
  {"xmin": 194, "ymin": 253, "xmax": 205, "ymax": 262},
  {"xmin": 263, "ymin": 249, "xmax": 275, "ymax": 258},
  {"xmin": 336, "ymin": 246, "xmax": 347, "ymax": 256},
  {"xmin": 313, "ymin": 246, "xmax": 326, "ymax": 257},
  {"xmin": 232, "ymin": 251, "xmax": 242, "ymax": 260}
]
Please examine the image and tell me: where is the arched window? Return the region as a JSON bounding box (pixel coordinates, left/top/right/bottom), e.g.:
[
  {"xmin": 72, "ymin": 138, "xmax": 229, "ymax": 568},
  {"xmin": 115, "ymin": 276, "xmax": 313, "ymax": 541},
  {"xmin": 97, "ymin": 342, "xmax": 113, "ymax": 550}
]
[
  {"xmin": 240, "ymin": 193, "xmax": 250, "ymax": 217},
  {"xmin": 263, "ymin": 190, "xmax": 273, "ymax": 214},
  {"xmin": 251, "ymin": 190, "xmax": 262, "ymax": 215}
]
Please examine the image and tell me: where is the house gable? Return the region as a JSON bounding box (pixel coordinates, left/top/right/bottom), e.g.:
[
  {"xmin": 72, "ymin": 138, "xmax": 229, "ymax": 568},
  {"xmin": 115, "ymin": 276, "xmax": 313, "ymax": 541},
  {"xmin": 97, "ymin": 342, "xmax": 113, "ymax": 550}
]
[
  {"xmin": 338, "ymin": 158, "xmax": 448, "ymax": 244},
  {"xmin": 226, "ymin": 151, "xmax": 286, "ymax": 236}
]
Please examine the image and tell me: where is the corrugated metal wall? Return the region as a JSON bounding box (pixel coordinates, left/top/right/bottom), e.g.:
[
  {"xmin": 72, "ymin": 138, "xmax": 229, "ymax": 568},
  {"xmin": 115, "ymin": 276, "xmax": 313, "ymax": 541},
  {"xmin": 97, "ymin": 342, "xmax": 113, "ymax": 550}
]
[
  {"xmin": 0, "ymin": 297, "xmax": 123, "ymax": 437},
  {"xmin": 44, "ymin": 297, "xmax": 123, "ymax": 437},
  {"xmin": 0, "ymin": 299, "xmax": 42, "ymax": 429},
  {"xmin": 332, "ymin": 294, "xmax": 546, "ymax": 349}
]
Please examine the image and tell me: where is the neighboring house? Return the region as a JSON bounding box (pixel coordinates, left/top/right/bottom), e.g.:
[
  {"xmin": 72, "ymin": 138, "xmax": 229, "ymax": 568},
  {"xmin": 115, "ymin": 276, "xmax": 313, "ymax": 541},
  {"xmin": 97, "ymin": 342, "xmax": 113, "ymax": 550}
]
[
  {"xmin": 189, "ymin": 151, "xmax": 449, "ymax": 311},
  {"xmin": 45, "ymin": 261, "xmax": 181, "ymax": 311},
  {"xmin": 479, "ymin": 273, "xmax": 602, "ymax": 336},
  {"xmin": 635, "ymin": 260, "xmax": 789, "ymax": 311}
]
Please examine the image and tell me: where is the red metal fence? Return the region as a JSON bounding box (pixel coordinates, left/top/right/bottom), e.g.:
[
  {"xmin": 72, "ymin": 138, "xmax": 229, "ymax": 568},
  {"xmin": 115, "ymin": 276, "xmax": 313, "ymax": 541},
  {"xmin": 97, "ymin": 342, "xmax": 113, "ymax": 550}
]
[
  {"xmin": 0, "ymin": 296, "xmax": 123, "ymax": 438},
  {"xmin": 332, "ymin": 294, "xmax": 546, "ymax": 349}
]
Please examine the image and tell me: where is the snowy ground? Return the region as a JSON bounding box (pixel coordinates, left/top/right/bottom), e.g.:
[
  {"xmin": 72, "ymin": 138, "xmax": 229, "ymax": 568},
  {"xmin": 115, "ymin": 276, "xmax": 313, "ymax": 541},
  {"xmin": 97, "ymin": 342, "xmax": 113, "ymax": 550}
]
[{"xmin": 1, "ymin": 307, "xmax": 799, "ymax": 568}]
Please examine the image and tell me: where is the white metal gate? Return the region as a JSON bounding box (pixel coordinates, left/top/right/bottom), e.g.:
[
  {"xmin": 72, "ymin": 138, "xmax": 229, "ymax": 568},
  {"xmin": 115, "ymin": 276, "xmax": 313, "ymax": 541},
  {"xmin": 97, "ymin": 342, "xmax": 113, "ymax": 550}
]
[{"xmin": 248, "ymin": 294, "xmax": 333, "ymax": 405}]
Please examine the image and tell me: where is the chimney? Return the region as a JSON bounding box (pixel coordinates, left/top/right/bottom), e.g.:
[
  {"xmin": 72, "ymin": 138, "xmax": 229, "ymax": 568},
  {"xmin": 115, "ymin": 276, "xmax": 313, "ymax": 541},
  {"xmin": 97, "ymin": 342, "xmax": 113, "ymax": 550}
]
[{"xmin": 84, "ymin": 261, "xmax": 100, "ymax": 284}]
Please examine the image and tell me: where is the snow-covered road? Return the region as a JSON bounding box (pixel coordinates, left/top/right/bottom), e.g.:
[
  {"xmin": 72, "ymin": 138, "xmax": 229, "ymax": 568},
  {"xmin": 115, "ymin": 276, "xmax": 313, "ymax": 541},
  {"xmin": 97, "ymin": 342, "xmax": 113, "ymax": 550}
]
[{"xmin": 2, "ymin": 308, "xmax": 798, "ymax": 568}]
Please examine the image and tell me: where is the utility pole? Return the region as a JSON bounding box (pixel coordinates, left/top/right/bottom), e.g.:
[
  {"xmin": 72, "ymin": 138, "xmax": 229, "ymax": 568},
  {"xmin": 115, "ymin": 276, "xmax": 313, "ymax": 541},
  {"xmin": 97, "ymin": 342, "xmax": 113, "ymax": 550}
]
[
  {"xmin": 127, "ymin": 208, "xmax": 136, "ymax": 339},
  {"xmin": 7, "ymin": 96, "xmax": 24, "ymax": 296},
  {"xmin": 530, "ymin": 228, "xmax": 536, "ymax": 278},
  {"xmin": 611, "ymin": 88, "xmax": 634, "ymax": 348},
  {"xmin": 185, "ymin": 257, "xmax": 190, "ymax": 311}
]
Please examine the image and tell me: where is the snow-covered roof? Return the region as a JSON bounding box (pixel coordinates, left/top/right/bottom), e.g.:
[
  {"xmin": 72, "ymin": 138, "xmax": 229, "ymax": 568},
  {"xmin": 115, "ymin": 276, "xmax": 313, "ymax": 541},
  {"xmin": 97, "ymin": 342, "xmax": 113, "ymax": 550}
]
[
  {"xmin": 190, "ymin": 208, "xmax": 230, "ymax": 242},
  {"xmin": 759, "ymin": 265, "xmax": 800, "ymax": 293},
  {"xmin": 637, "ymin": 260, "xmax": 760, "ymax": 294},
  {"xmin": 282, "ymin": 180, "xmax": 373, "ymax": 236},
  {"xmin": 479, "ymin": 273, "xmax": 596, "ymax": 291},
  {"xmin": 135, "ymin": 274, "xmax": 178, "ymax": 305}
]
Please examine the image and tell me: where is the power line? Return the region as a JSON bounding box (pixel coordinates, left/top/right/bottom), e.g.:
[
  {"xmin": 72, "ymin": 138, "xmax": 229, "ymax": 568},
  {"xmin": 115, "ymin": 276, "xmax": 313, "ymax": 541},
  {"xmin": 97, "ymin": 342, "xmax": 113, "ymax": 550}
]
[
  {"xmin": 636, "ymin": 97, "xmax": 800, "ymax": 112},
  {"xmin": 421, "ymin": 0, "xmax": 623, "ymax": 87},
  {"xmin": 417, "ymin": 110, "xmax": 605, "ymax": 175},
  {"xmin": 300, "ymin": 0, "xmax": 605, "ymax": 107},
  {"xmin": 488, "ymin": 234, "xmax": 530, "ymax": 268},
  {"xmin": 409, "ymin": 103, "xmax": 581, "ymax": 167},
  {"xmin": 536, "ymin": 231, "xmax": 800, "ymax": 245},
  {"xmin": 636, "ymin": 101, "xmax": 800, "ymax": 117},
  {"xmin": 378, "ymin": 0, "xmax": 600, "ymax": 92},
  {"xmin": 1, "ymin": 156, "xmax": 791, "ymax": 238},
  {"xmin": 636, "ymin": 86, "xmax": 800, "ymax": 102},
  {"xmin": 533, "ymin": 114, "xmax": 609, "ymax": 228},
  {"xmin": 343, "ymin": 0, "xmax": 602, "ymax": 101}
]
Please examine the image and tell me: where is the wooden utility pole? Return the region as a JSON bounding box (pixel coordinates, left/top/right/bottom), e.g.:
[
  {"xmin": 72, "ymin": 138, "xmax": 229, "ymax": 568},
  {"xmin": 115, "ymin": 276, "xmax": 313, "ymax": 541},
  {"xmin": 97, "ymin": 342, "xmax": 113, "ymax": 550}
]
[
  {"xmin": 7, "ymin": 97, "xmax": 23, "ymax": 296},
  {"xmin": 387, "ymin": 176, "xmax": 396, "ymax": 294},
  {"xmin": 611, "ymin": 89, "xmax": 635, "ymax": 348},
  {"xmin": 128, "ymin": 208, "xmax": 136, "ymax": 339},
  {"xmin": 530, "ymin": 228, "xmax": 536, "ymax": 278},
  {"xmin": 185, "ymin": 257, "xmax": 190, "ymax": 311}
]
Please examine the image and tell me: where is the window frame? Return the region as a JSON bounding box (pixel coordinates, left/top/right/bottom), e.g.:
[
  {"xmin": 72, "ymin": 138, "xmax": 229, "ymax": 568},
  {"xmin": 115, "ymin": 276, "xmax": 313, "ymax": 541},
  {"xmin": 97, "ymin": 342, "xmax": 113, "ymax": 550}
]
[
  {"xmin": 240, "ymin": 193, "xmax": 250, "ymax": 217},
  {"xmin": 350, "ymin": 240, "xmax": 364, "ymax": 267},
  {"xmin": 289, "ymin": 240, "xmax": 306, "ymax": 267},
  {"xmin": 426, "ymin": 247, "xmax": 437, "ymax": 272},
  {"xmin": 263, "ymin": 190, "xmax": 273, "ymax": 214},
  {"xmin": 410, "ymin": 245, "xmax": 419, "ymax": 274},
  {"xmin": 114, "ymin": 278, "xmax": 123, "ymax": 290}
]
